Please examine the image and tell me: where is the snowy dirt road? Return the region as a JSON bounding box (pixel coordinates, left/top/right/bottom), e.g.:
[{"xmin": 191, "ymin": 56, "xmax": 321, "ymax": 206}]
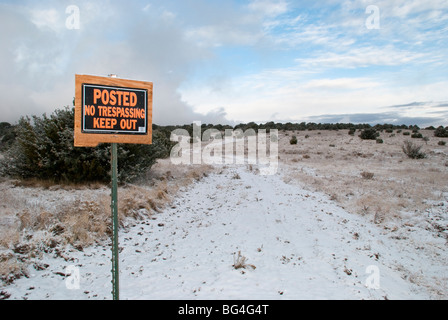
[{"xmin": 2, "ymin": 165, "xmax": 446, "ymax": 300}]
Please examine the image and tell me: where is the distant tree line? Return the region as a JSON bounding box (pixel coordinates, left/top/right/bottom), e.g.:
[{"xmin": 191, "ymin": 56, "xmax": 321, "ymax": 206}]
[
  {"xmin": 1, "ymin": 109, "xmax": 447, "ymax": 184},
  {"xmin": 154, "ymin": 121, "xmax": 447, "ymax": 136}
]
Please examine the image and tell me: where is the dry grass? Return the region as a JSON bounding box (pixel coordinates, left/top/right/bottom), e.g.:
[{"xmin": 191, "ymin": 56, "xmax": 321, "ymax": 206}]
[
  {"xmin": 9, "ymin": 178, "xmax": 105, "ymax": 190},
  {"xmin": 233, "ymin": 251, "xmax": 256, "ymax": 270},
  {"xmin": 0, "ymin": 159, "xmax": 214, "ymax": 283},
  {"xmin": 277, "ymin": 129, "xmax": 448, "ymax": 223},
  {"xmin": 360, "ymin": 171, "xmax": 374, "ymax": 180}
]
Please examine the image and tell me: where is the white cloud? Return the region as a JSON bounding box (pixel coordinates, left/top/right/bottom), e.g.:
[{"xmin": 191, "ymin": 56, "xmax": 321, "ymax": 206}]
[
  {"xmin": 271, "ymin": 24, "xmax": 336, "ymax": 47},
  {"xmin": 0, "ymin": 1, "xmax": 220, "ymax": 125},
  {"xmin": 184, "ymin": 0, "xmax": 291, "ymax": 48},
  {"xmin": 295, "ymin": 46, "xmax": 429, "ymax": 69},
  {"xmin": 30, "ymin": 8, "xmax": 61, "ymax": 32},
  {"xmin": 1, "ymin": 0, "xmax": 447, "ymax": 126},
  {"xmin": 185, "ymin": 25, "xmax": 262, "ymax": 47},
  {"xmin": 180, "ymin": 62, "xmax": 448, "ymax": 124},
  {"xmin": 385, "ymin": 0, "xmax": 448, "ymax": 18},
  {"xmin": 303, "ymin": 78, "xmax": 381, "ymax": 90},
  {"xmin": 344, "ymin": 0, "xmax": 448, "ymax": 18},
  {"xmin": 247, "ymin": 0, "xmax": 289, "ymax": 17}
]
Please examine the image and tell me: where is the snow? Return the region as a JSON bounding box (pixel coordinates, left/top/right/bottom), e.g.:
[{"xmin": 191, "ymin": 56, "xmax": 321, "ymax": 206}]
[{"xmin": 1, "ymin": 163, "xmax": 447, "ymax": 300}]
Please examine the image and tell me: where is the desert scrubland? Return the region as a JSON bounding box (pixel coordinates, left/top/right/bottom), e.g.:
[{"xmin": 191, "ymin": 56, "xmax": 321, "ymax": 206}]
[{"xmin": 0, "ymin": 128, "xmax": 447, "ymax": 299}]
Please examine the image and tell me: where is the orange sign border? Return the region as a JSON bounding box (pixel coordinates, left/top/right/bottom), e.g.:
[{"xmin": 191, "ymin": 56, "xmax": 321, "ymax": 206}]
[{"xmin": 74, "ymin": 74, "xmax": 153, "ymax": 147}]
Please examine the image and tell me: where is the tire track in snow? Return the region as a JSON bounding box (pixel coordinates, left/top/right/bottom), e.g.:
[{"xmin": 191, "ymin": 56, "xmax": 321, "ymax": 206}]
[{"xmin": 116, "ymin": 164, "xmax": 434, "ymax": 299}]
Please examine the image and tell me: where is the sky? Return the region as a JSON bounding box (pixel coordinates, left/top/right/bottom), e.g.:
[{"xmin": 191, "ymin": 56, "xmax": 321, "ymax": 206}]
[{"xmin": 0, "ymin": 0, "xmax": 448, "ymax": 126}]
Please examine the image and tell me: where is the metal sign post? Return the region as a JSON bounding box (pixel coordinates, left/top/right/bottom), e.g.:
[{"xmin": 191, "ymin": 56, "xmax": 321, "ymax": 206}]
[
  {"xmin": 74, "ymin": 74, "xmax": 152, "ymax": 300},
  {"xmin": 110, "ymin": 142, "xmax": 119, "ymax": 300}
]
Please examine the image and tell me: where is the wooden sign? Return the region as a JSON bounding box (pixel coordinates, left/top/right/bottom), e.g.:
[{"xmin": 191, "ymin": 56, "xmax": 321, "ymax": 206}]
[{"xmin": 74, "ymin": 74, "xmax": 153, "ymax": 147}]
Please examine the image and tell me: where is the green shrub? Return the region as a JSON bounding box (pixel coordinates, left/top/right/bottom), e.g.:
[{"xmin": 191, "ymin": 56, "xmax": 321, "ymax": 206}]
[
  {"xmin": 0, "ymin": 107, "xmax": 171, "ymax": 183},
  {"xmin": 359, "ymin": 128, "xmax": 378, "ymax": 140},
  {"xmin": 290, "ymin": 135, "xmax": 298, "ymax": 145},
  {"xmin": 376, "ymin": 138, "xmax": 383, "ymax": 144},
  {"xmin": 403, "ymin": 131, "xmax": 410, "ymax": 136},
  {"xmin": 438, "ymin": 140, "xmax": 446, "ymax": 146},
  {"xmin": 411, "ymin": 132, "xmax": 423, "ymax": 138},
  {"xmin": 434, "ymin": 126, "xmax": 448, "ymax": 138},
  {"xmin": 0, "ymin": 122, "xmax": 16, "ymax": 151}
]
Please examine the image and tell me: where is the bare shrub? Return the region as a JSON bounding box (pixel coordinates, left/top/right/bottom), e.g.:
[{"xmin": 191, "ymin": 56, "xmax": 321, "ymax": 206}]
[
  {"xmin": 360, "ymin": 171, "xmax": 374, "ymax": 180},
  {"xmin": 233, "ymin": 251, "xmax": 256, "ymax": 270},
  {"xmin": 402, "ymin": 140, "xmax": 426, "ymax": 159},
  {"xmin": 60, "ymin": 199, "xmax": 109, "ymax": 248},
  {"xmin": 373, "ymin": 209, "xmax": 385, "ymax": 224}
]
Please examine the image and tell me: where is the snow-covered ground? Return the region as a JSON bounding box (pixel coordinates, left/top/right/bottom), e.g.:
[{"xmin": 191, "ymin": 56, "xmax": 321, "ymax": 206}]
[{"xmin": 2, "ymin": 163, "xmax": 446, "ymax": 300}]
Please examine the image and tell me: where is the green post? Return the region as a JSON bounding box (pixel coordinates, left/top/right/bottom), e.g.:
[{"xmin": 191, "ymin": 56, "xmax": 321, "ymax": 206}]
[{"xmin": 111, "ymin": 143, "xmax": 119, "ymax": 300}]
